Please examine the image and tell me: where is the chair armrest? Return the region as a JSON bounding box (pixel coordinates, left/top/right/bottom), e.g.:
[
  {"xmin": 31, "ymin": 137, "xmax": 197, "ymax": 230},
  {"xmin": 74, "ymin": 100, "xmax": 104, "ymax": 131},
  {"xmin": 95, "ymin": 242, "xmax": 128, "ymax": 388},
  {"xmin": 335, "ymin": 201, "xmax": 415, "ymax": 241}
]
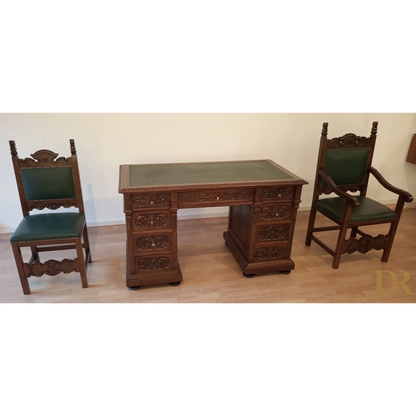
[
  {"xmin": 318, "ymin": 169, "xmax": 360, "ymax": 207},
  {"xmin": 369, "ymin": 167, "xmax": 413, "ymax": 203}
]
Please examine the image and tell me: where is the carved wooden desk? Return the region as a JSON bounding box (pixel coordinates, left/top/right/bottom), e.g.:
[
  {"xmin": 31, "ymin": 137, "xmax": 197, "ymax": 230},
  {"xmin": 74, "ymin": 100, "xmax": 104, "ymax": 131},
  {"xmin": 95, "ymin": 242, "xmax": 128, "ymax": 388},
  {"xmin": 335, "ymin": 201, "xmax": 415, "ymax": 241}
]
[{"xmin": 118, "ymin": 160, "xmax": 307, "ymax": 289}]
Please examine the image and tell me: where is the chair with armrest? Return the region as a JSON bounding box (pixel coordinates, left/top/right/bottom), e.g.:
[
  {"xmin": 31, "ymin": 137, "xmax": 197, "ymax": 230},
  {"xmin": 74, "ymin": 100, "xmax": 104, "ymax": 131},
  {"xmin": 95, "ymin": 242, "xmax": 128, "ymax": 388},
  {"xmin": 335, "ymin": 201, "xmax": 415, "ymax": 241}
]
[
  {"xmin": 9, "ymin": 140, "xmax": 92, "ymax": 294},
  {"xmin": 305, "ymin": 121, "xmax": 413, "ymax": 269}
]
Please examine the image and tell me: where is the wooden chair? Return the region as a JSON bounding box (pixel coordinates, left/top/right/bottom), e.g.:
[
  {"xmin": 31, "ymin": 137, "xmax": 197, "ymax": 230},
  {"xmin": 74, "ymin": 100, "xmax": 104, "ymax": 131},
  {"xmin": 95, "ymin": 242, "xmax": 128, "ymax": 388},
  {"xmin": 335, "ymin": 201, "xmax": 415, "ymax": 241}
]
[
  {"xmin": 9, "ymin": 140, "xmax": 92, "ymax": 294},
  {"xmin": 305, "ymin": 121, "xmax": 413, "ymax": 269}
]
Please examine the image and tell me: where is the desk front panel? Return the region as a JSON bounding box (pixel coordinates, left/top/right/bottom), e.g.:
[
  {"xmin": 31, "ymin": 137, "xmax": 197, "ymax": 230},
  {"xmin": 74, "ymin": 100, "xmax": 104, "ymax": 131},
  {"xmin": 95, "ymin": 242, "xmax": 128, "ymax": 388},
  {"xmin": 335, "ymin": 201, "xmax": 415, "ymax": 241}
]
[{"xmin": 178, "ymin": 188, "xmax": 255, "ymax": 208}]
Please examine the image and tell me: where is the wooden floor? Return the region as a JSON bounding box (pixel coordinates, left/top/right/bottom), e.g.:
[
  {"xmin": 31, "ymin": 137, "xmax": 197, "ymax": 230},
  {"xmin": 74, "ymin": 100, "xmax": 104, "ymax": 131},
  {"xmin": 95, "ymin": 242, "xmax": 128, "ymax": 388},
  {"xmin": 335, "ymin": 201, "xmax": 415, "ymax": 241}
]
[{"xmin": 1, "ymin": 209, "xmax": 415, "ymax": 303}]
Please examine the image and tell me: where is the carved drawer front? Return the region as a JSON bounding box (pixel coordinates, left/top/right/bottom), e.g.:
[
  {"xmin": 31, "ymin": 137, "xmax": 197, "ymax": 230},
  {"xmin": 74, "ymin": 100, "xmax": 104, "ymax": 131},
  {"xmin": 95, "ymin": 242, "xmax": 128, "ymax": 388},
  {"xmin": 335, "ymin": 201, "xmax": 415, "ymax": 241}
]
[
  {"xmin": 253, "ymin": 244, "xmax": 288, "ymax": 262},
  {"xmin": 255, "ymin": 223, "xmax": 290, "ymax": 243},
  {"xmin": 134, "ymin": 254, "xmax": 173, "ymax": 274},
  {"xmin": 132, "ymin": 211, "xmax": 172, "ymax": 231},
  {"xmin": 178, "ymin": 188, "xmax": 254, "ymax": 208},
  {"xmin": 133, "ymin": 233, "xmax": 172, "ymax": 254},
  {"xmin": 260, "ymin": 187, "xmax": 295, "ymax": 202},
  {"xmin": 255, "ymin": 204, "xmax": 292, "ymax": 223},
  {"xmin": 131, "ymin": 193, "xmax": 171, "ymax": 210}
]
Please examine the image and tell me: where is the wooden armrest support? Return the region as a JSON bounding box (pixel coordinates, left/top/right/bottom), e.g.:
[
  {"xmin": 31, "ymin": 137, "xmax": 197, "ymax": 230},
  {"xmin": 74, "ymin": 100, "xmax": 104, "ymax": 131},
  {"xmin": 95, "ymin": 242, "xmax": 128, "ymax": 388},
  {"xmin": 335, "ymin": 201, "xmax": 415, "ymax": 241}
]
[
  {"xmin": 318, "ymin": 169, "xmax": 360, "ymax": 207},
  {"xmin": 369, "ymin": 167, "xmax": 413, "ymax": 203}
]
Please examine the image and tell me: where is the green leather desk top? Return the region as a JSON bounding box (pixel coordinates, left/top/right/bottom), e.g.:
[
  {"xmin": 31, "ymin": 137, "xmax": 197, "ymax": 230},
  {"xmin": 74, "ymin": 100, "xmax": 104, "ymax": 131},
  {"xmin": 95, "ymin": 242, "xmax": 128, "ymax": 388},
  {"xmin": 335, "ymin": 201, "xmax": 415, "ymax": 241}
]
[{"xmin": 119, "ymin": 160, "xmax": 306, "ymax": 192}]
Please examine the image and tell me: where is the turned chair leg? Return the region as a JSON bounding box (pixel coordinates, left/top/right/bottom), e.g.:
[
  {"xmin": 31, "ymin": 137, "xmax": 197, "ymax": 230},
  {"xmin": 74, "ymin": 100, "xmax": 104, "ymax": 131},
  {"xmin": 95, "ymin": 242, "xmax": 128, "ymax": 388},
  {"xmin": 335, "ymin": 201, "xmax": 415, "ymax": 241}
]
[
  {"xmin": 11, "ymin": 243, "xmax": 30, "ymax": 295},
  {"xmin": 350, "ymin": 227, "xmax": 358, "ymax": 239}
]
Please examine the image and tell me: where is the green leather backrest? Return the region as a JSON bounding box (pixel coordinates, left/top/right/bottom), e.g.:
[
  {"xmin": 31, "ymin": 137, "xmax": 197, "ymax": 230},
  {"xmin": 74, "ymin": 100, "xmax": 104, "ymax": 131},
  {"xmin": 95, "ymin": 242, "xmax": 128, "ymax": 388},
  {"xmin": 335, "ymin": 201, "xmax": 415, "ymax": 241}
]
[
  {"xmin": 322, "ymin": 148, "xmax": 370, "ymax": 186},
  {"xmin": 21, "ymin": 167, "xmax": 76, "ymax": 200}
]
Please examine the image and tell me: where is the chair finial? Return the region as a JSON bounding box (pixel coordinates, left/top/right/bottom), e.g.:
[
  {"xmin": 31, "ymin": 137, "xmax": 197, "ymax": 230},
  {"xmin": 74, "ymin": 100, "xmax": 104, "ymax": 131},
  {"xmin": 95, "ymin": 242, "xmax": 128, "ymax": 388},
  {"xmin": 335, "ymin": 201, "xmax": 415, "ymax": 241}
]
[
  {"xmin": 371, "ymin": 121, "xmax": 378, "ymax": 137},
  {"xmin": 70, "ymin": 139, "xmax": 76, "ymax": 155},
  {"xmin": 9, "ymin": 140, "xmax": 18, "ymax": 157},
  {"xmin": 322, "ymin": 122, "xmax": 328, "ymax": 138}
]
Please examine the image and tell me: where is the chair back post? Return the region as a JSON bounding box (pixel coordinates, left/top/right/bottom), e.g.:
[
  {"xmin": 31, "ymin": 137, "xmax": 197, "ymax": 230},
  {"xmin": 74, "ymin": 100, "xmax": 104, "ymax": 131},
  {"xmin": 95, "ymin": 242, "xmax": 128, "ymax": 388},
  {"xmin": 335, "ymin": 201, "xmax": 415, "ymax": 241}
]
[
  {"xmin": 9, "ymin": 141, "xmax": 31, "ymax": 217},
  {"xmin": 68, "ymin": 139, "xmax": 86, "ymax": 216},
  {"xmin": 311, "ymin": 122, "xmax": 329, "ymax": 202},
  {"xmin": 360, "ymin": 121, "xmax": 378, "ymax": 196}
]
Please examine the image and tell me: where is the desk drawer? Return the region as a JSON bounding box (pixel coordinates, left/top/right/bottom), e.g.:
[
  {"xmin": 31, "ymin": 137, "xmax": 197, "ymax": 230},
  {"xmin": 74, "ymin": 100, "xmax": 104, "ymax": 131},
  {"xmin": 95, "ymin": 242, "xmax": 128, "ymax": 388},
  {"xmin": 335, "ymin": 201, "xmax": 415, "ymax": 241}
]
[
  {"xmin": 133, "ymin": 232, "xmax": 172, "ymax": 254},
  {"xmin": 132, "ymin": 211, "xmax": 172, "ymax": 231},
  {"xmin": 256, "ymin": 223, "xmax": 290, "ymax": 243},
  {"xmin": 255, "ymin": 203, "xmax": 292, "ymax": 223},
  {"xmin": 260, "ymin": 187, "xmax": 295, "ymax": 202},
  {"xmin": 134, "ymin": 254, "xmax": 173, "ymax": 274},
  {"xmin": 131, "ymin": 193, "xmax": 171, "ymax": 210},
  {"xmin": 178, "ymin": 188, "xmax": 254, "ymax": 208},
  {"xmin": 253, "ymin": 243, "xmax": 288, "ymax": 262}
]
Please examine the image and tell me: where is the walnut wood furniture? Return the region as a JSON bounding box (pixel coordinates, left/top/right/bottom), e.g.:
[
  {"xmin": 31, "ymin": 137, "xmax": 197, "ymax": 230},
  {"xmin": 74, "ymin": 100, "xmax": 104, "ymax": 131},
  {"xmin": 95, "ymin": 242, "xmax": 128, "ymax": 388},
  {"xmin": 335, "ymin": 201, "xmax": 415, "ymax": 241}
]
[
  {"xmin": 305, "ymin": 122, "xmax": 413, "ymax": 269},
  {"xmin": 119, "ymin": 160, "xmax": 307, "ymax": 289},
  {"xmin": 9, "ymin": 140, "xmax": 92, "ymax": 295},
  {"xmin": 406, "ymin": 134, "xmax": 416, "ymax": 164}
]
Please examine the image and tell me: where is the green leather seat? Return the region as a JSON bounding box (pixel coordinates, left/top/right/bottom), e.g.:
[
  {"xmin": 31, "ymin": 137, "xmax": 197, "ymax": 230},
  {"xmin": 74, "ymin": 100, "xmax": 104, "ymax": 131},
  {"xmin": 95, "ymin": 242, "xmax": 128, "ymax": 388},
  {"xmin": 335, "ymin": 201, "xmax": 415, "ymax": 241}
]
[
  {"xmin": 315, "ymin": 195, "xmax": 398, "ymax": 223},
  {"xmin": 10, "ymin": 213, "xmax": 85, "ymax": 243}
]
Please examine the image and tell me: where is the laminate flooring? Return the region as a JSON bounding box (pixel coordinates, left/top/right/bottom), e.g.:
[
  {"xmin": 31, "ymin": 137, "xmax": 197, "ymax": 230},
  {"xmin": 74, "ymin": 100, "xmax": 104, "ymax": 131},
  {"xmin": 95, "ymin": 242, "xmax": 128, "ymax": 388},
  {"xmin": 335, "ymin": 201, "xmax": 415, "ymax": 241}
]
[{"xmin": 1, "ymin": 209, "xmax": 415, "ymax": 303}]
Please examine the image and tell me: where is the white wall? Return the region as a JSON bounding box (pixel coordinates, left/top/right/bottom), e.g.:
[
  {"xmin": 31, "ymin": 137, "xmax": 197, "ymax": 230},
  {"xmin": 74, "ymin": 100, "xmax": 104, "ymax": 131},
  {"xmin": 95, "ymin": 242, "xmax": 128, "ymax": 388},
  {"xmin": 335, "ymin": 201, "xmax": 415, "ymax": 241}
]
[{"xmin": 1, "ymin": 113, "xmax": 416, "ymax": 233}]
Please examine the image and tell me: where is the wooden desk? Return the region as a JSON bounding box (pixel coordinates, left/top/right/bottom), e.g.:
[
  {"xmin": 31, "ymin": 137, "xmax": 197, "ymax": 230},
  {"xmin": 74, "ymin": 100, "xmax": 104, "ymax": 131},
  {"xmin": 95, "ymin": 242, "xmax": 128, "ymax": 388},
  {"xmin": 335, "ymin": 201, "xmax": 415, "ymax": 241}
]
[{"xmin": 118, "ymin": 160, "xmax": 307, "ymax": 288}]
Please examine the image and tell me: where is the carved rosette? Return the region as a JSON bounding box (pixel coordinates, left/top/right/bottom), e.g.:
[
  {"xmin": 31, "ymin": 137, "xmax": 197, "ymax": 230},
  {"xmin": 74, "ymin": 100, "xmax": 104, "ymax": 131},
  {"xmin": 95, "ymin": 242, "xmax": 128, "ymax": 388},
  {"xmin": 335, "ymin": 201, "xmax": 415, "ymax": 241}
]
[
  {"xmin": 179, "ymin": 190, "xmax": 254, "ymax": 203},
  {"xmin": 344, "ymin": 234, "xmax": 388, "ymax": 254},
  {"xmin": 258, "ymin": 225, "xmax": 289, "ymax": 242},
  {"xmin": 137, "ymin": 257, "xmax": 170, "ymax": 271},
  {"xmin": 329, "ymin": 134, "xmax": 369, "ymax": 149},
  {"xmin": 260, "ymin": 205, "xmax": 290, "ymax": 221},
  {"xmin": 132, "ymin": 194, "xmax": 170, "ymax": 208},
  {"xmin": 134, "ymin": 213, "xmax": 169, "ymax": 229},
  {"xmin": 27, "ymin": 200, "xmax": 78, "ymax": 211},
  {"xmin": 136, "ymin": 235, "xmax": 170, "ymax": 251},
  {"xmin": 24, "ymin": 259, "xmax": 78, "ymax": 277},
  {"xmin": 254, "ymin": 246, "xmax": 285, "ymax": 261},
  {"xmin": 262, "ymin": 187, "xmax": 294, "ymax": 200}
]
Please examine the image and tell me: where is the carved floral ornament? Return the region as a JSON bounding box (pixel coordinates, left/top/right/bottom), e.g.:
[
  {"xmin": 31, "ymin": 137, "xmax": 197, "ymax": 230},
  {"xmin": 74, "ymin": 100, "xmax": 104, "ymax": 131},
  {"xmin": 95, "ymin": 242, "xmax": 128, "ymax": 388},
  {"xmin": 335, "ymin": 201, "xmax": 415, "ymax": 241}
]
[
  {"xmin": 132, "ymin": 194, "xmax": 170, "ymax": 207},
  {"xmin": 260, "ymin": 205, "xmax": 290, "ymax": 221},
  {"xmin": 19, "ymin": 150, "xmax": 71, "ymax": 167},
  {"xmin": 28, "ymin": 200, "xmax": 78, "ymax": 211},
  {"xmin": 344, "ymin": 234, "xmax": 388, "ymax": 255},
  {"xmin": 137, "ymin": 257, "xmax": 170, "ymax": 271},
  {"xmin": 179, "ymin": 190, "xmax": 254, "ymax": 203},
  {"xmin": 255, "ymin": 246, "xmax": 285, "ymax": 261},
  {"xmin": 329, "ymin": 134, "xmax": 369, "ymax": 149},
  {"xmin": 134, "ymin": 213, "xmax": 169, "ymax": 229},
  {"xmin": 258, "ymin": 225, "xmax": 289, "ymax": 242},
  {"xmin": 24, "ymin": 259, "xmax": 78, "ymax": 277},
  {"xmin": 136, "ymin": 235, "xmax": 170, "ymax": 250},
  {"xmin": 320, "ymin": 184, "xmax": 362, "ymax": 196},
  {"xmin": 262, "ymin": 188, "xmax": 293, "ymax": 199}
]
